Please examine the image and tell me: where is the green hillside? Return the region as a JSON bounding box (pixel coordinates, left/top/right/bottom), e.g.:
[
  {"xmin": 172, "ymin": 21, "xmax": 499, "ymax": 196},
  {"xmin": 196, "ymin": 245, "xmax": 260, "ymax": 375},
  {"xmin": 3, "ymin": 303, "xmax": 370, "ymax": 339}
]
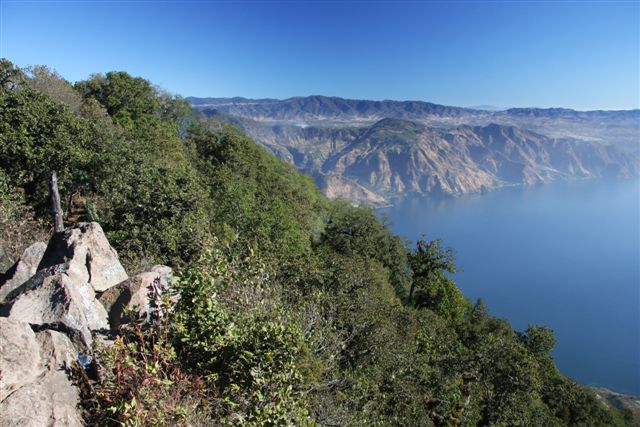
[{"xmin": 0, "ymin": 59, "xmax": 632, "ymax": 426}]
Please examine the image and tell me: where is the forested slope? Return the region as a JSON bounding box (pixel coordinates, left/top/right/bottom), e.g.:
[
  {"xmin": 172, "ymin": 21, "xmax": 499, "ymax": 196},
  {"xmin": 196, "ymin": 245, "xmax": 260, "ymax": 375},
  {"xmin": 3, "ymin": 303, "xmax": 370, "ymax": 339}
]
[{"xmin": 0, "ymin": 60, "xmax": 632, "ymax": 426}]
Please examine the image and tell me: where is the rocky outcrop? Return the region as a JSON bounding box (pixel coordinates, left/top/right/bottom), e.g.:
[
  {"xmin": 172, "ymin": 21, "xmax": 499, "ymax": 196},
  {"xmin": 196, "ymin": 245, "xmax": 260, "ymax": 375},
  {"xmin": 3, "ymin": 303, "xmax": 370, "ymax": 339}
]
[
  {"xmin": 317, "ymin": 174, "xmax": 388, "ymax": 206},
  {"xmin": 0, "ymin": 318, "xmax": 82, "ymax": 427},
  {"xmin": 38, "ymin": 222, "xmax": 127, "ymax": 293},
  {"xmin": 0, "ymin": 318, "xmax": 41, "ymax": 401},
  {"xmin": 196, "ymin": 98, "xmax": 640, "ymax": 203},
  {"xmin": 0, "ymin": 222, "xmax": 172, "ymax": 426},
  {"xmin": 1, "ymin": 272, "xmax": 108, "ymax": 346},
  {"xmin": 99, "ymin": 265, "xmax": 173, "ymax": 330},
  {"xmin": 0, "ymin": 242, "xmax": 47, "ymax": 304},
  {"xmin": 315, "ymin": 120, "xmax": 639, "ymax": 201}
]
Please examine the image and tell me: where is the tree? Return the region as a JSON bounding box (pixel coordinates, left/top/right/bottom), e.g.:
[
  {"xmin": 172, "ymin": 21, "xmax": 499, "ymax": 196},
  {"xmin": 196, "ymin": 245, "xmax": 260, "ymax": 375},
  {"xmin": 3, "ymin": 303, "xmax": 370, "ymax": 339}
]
[
  {"xmin": 0, "ymin": 58, "xmax": 27, "ymax": 90},
  {"xmin": 522, "ymin": 325, "xmax": 556, "ymax": 355},
  {"xmin": 75, "ymin": 71, "xmax": 160, "ymax": 128},
  {"xmin": 319, "ymin": 202, "xmax": 411, "ymax": 295},
  {"xmin": 408, "ymin": 238, "xmax": 456, "ymax": 303},
  {"xmin": 24, "ymin": 65, "xmax": 83, "ymax": 113}
]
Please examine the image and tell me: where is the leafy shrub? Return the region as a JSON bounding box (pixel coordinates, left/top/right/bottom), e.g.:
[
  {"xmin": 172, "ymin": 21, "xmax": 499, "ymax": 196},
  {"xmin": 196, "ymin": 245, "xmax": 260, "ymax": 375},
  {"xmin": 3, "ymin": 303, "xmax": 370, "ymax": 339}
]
[
  {"xmin": 0, "ymin": 170, "xmax": 48, "ymax": 270},
  {"xmin": 79, "ymin": 324, "xmax": 210, "ymax": 427},
  {"xmin": 173, "ymin": 249, "xmax": 315, "ymax": 425},
  {"xmin": 1, "ymin": 59, "xmax": 631, "ymax": 426}
]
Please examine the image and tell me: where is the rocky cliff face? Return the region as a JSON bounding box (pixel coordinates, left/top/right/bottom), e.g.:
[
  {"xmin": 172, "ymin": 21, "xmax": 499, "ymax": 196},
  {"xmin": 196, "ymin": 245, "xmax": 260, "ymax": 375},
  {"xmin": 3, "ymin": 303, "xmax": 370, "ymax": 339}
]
[
  {"xmin": 192, "ymin": 96, "xmax": 640, "ymax": 154},
  {"xmin": 0, "ymin": 223, "xmax": 172, "ymax": 426},
  {"xmin": 350, "ymin": 121, "xmax": 637, "ymax": 199},
  {"xmin": 231, "ymin": 117, "xmax": 638, "ymax": 204},
  {"xmin": 194, "ymin": 98, "xmax": 640, "ymax": 205}
]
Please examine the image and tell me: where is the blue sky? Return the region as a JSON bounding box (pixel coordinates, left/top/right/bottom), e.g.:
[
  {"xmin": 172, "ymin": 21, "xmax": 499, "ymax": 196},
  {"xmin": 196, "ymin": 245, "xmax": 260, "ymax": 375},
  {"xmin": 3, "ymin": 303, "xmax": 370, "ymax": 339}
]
[{"xmin": 1, "ymin": 1, "xmax": 638, "ymax": 110}]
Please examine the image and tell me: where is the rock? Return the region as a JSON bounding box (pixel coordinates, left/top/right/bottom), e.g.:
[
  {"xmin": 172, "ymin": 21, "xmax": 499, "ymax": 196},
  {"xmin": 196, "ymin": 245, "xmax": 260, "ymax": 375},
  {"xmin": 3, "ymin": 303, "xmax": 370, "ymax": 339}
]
[
  {"xmin": 319, "ymin": 174, "xmax": 389, "ymax": 207},
  {"xmin": 0, "ymin": 318, "xmax": 42, "ymax": 401},
  {"xmin": 593, "ymin": 387, "xmax": 640, "ymax": 426},
  {"xmin": 0, "ymin": 242, "xmax": 47, "ymax": 304},
  {"xmin": 99, "ymin": 265, "xmax": 172, "ymax": 329},
  {"xmin": 36, "ymin": 329, "xmax": 77, "ymax": 372},
  {"xmin": 38, "ymin": 222, "xmax": 127, "ymax": 293},
  {"xmin": 1, "ymin": 273, "xmax": 108, "ymax": 346},
  {"xmin": 0, "ymin": 376, "xmax": 83, "ymax": 427},
  {"xmin": 1, "ymin": 264, "xmax": 69, "ymax": 305},
  {"xmin": 0, "ymin": 224, "xmax": 145, "ymax": 426},
  {"xmin": 0, "ymin": 319, "xmax": 83, "ymax": 427}
]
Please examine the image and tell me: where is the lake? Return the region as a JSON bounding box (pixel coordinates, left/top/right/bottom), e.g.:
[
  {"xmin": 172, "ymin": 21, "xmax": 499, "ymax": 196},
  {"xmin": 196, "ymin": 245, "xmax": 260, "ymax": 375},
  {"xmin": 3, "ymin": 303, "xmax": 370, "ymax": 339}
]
[{"xmin": 379, "ymin": 178, "xmax": 640, "ymax": 395}]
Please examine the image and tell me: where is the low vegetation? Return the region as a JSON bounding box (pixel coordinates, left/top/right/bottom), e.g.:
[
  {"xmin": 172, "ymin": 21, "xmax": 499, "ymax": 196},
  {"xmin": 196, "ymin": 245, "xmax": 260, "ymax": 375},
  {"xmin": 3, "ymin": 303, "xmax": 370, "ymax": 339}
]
[{"xmin": 0, "ymin": 59, "xmax": 632, "ymax": 426}]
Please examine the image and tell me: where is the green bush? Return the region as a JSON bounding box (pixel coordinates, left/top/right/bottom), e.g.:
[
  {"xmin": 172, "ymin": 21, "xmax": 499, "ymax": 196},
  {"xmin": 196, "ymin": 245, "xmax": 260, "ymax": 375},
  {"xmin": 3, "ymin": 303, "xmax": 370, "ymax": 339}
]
[
  {"xmin": 0, "ymin": 59, "xmax": 630, "ymax": 426},
  {"xmin": 173, "ymin": 249, "xmax": 315, "ymax": 425},
  {"xmin": 78, "ymin": 325, "xmax": 210, "ymax": 427}
]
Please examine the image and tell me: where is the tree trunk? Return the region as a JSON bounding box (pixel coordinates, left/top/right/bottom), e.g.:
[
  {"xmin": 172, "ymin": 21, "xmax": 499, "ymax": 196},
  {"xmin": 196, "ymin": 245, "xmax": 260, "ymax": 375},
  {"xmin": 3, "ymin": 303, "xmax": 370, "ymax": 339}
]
[
  {"xmin": 49, "ymin": 171, "xmax": 64, "ymax": 233},
  {"xmin": 408, "ymin": 281, "xmax": 415, "ymax": 303}
]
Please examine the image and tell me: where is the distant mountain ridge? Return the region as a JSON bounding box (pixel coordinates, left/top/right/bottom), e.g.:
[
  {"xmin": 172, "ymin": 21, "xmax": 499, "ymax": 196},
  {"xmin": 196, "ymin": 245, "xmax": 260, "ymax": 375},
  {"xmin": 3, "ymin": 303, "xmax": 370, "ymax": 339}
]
[
  {"xmin": 190, "ymin": 96, "xmax": 639, "ymax": 205},
  {"xmin": 320, "ymin": 119, "xmax": 637, "ymax": 202},
  {"xmin": 190, "ymin": 95, "xmax": 639, "ymax": 121}
]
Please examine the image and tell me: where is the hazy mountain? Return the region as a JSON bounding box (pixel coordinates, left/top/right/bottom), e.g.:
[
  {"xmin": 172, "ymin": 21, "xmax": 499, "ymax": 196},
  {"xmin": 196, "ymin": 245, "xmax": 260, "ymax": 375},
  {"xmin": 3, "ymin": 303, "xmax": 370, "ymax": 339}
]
[
  {"xmin": 322, "ymin": 119, "xmax": 637, "ymax": 202},
  {"xmin": 468, "ymin": 105, "xmax": 507, "ymax": 111},
  {"xmin": 191, "ymin": 96, "xmax": 639, "ymax": 205},
  {"xmin": 190, "ymin": 95, "xmax": 477, "ymax": 123},
  {"xmin": 190, "ymin": 96, "xmax": 639, "ymax": 152}
]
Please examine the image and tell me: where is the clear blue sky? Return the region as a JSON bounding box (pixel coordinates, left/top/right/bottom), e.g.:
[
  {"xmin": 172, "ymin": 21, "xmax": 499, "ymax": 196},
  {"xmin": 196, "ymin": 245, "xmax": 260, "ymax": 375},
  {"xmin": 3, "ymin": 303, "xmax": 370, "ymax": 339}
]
[{"xmin": 1, "ymin": 1, "xmax": 638, "ymax": 110}]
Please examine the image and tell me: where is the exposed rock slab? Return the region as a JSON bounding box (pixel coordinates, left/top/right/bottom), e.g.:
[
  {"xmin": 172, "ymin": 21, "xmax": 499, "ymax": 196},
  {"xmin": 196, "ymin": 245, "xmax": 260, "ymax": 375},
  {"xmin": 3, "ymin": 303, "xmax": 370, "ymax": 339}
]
[
  {"xmin": 593, "ymin": 387, "xmax": 640, "ymax": 426},
  {"xmin": 0, "ymin": 319, "xmax": 82, "ymax": 427},
  {"xmin": 99, "ymin": 265, "xmax": 172, "ymax": 329},
  {"xmin": 36, "ymin": 329, "xmax": 77, "ymax": 372},
  {"xmin": 1, "ymin": 273, "xmax": 108, "ymax": 346},
  {"xmin": 0, "ymin": 369, "xmax": 82, "ymax": 427},
  {"xmin": 0, "ymin": 242, "xmax": 47, "ymax": 304},
  {"xmin": 38, "ymin": 222, "xmax": 127, "ymax": 292},
  {"xmin": 0, "ymin": 318, "xmax": 42, "ymax": 401},
  {"xmin": 0, "ymin": 222, "xmax": 165, "ymax": 426}
]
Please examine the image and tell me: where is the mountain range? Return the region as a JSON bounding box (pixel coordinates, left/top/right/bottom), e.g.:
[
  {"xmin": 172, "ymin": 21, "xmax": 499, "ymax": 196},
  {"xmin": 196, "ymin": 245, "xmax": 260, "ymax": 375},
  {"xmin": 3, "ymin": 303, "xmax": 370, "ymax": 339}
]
[{"xmin": 189, "ymin": 96, "xmax": 640, "ymax": 205}]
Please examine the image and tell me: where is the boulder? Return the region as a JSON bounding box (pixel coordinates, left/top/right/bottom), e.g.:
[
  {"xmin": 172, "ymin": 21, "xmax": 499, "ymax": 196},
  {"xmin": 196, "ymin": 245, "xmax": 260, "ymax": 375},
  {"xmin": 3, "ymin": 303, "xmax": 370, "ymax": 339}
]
[
  {"xmin": 0, "ymin": 318, "xmax": 42, "ymax": 401},
  {"xmin": 0, "ymin": 330, "xmax": 83, "ymax": 427},
  {"xmin": 99, "ymin": 265, "xmax": 172, "ymax": 329},
  {"xmin": 0, "ymin": 242, "xmax": 47, "ymax": 304},
  {"xmin": 36, "ymin": 329, "xmax": 78, "ymax": 372},
  {"xmin": 0, "ymin": 319, "xmax": 83, "ymax": 427},
  {"xmin": 0, "ymin": 224, "xmax": 173, "ymax": 426},
  {"xmin": 0, "ymin": 374, "xmax": 83, "ymax": 427},
  {"xmin": 38, "ymin": 222, "xmax": 127, "ymax": 293},
  {"xmin": 1, "ymin": 273, "xmax": 108, "ymax": 346}
]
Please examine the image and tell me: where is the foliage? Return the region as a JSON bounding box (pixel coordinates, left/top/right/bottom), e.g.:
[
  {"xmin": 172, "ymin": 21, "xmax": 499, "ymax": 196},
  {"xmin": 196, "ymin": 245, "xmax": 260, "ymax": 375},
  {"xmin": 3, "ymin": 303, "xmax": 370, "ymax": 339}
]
[
  {"xmin": 78, "ymin": 324, "xmax": 210, "ymax": 427},
  {"xmin": 0, "ymin": 58, "xmax": 631, "ymax": 426},
  {"xmin": 318, "ymin": 202, "xmax": 411, "ymax": 296},
  {"xmin": 190, "ymin": 123, "xmax": 326, "ymax": 272},
  {"xmin": 0, "ymin": 77, "xmax": 96, "ymax": 211},
  {"xmin": 0, "ymin": 170, "xmax": 48, "ymax": 270},
  {"xmin": 75, "ymin": 71, "xmax": 161, "ymax": 129},
  {"xmin": 24, "ymin": 65, "xmax": 83, "ymax": 113},
  {"xmin": 172, "ymin": 249, "xmax": 315, "ymax": 425}
]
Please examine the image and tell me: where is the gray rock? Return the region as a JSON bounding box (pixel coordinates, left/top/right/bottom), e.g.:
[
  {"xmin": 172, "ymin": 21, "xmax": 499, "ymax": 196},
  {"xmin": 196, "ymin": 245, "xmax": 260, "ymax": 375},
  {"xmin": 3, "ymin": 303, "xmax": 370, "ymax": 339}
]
[
  {"xmin": 36, "ymin": 329, "xmax": 77, "ymax": 372},
  {"xmin": 38, "ymin": 222, "xmax": 127, "ymax": 292},
  {"xmin": 1, "ymin": 264, "xmax": 69, "ymax": 306},
  {"xmin": 99, "ymin": 265, "xmax": 172, "ymax": 329},
  {"xmin": 0, "ymin": 369, "xmax": 82, "ymax": 427},
  {"xmin": 0, "ymin": 318, "xmax": 42, "ymax": 401},
  {"xmin": 0, "ymin": 319, "xmax": 83, "ymax": 427},
  {"xmin": 0, "ymin": 242, "xmax": 47, "ymax": 304},
  {"xmin": 1, "ymin": 273, "xmax": 108, "ymax": 346}
]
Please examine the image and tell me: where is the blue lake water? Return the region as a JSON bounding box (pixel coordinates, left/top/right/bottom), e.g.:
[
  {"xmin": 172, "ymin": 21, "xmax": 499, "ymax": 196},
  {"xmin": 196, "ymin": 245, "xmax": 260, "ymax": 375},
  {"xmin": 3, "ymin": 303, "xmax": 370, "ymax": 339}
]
[{"xmin": 379, "ymin": 178, "xmax": 640, "ymax": 394}]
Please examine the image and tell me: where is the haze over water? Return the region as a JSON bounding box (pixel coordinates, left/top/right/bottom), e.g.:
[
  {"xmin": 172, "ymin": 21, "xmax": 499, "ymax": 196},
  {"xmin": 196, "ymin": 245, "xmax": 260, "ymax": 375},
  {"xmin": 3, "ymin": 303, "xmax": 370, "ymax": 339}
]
[{"xmin": 380, "ymin": 178, "xmax": 640, "ymax": 394}]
